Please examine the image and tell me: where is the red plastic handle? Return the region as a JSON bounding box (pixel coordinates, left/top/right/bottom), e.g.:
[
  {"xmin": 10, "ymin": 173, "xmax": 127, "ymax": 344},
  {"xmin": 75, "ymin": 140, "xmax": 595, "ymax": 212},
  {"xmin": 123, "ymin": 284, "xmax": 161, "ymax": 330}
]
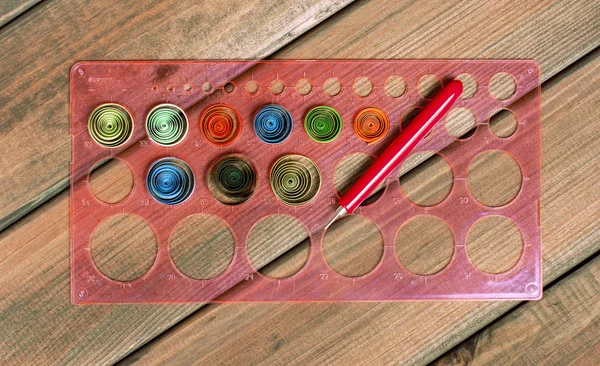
[{"xmin": 339, "ymin": 80, "xmax": 463, "ymax": 213}]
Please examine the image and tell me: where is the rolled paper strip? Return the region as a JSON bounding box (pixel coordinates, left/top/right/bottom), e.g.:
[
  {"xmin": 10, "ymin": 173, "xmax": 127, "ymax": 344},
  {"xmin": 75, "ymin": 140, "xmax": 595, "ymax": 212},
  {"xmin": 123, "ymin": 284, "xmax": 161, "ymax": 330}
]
[
  {"xmin": 353, "ymin": 107, "xmax": 390, "ymax": 143},
  {"xmin": 88, "ymin": 103, "xmax": 134, "ymax": 148},
  {"xmin": 145, "ymin": 104, "xmax": 188, "ymax": 146},
  {"xmin": 304, "ymin": 106, "xmax": 342, "ymax": 143},
  {"xmin": 146, "ymin": 157, "xmax": 195, "ymax": 205},
  {"xmin": 254, "ymin": 104, "xmax": 294, "ymax": 144},
  {"xmin": 270, "ymin": 154, "xmax": 321, "ymax": 206},
  {"xmin": 200, "ymin": 104, "xmax": 242, "ymax": 146},
  {"xmin": 208, "ymin": 155, "xmax": 257, "ymax": 205}
]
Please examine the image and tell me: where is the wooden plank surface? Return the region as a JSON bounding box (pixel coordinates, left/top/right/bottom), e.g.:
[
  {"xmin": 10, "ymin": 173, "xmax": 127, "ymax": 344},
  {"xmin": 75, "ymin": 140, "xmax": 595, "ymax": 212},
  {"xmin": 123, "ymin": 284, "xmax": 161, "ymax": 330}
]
[
  {"xmin": 118, "ymin": 49, "xmax": 600, "ymax": 365},
  {"xmin": 0, "ymin": 0, "xmax": 42, "ymax": 27},
  {"xmin": 432, "ymin": 255, "xmax": 599, "ymax": 366},
  {"xmin": 0, "ymin": 0, "xmax": 354, "ymax": 231}
]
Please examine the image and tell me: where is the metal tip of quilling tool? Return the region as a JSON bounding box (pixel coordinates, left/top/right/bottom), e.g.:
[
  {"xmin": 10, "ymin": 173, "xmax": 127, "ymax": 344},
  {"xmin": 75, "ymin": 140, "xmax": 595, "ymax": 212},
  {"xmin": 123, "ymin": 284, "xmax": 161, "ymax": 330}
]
[{"xmin": 324, "ymin": 206, "xmax": 347, "ymax": 232}]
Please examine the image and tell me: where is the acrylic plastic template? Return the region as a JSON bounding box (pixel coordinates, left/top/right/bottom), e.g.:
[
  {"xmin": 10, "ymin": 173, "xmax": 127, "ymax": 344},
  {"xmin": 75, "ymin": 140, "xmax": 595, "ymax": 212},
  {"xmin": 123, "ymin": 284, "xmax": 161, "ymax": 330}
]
[{"xmin": 70, "ymin": 60, "xmax": 542, "ymax": 303}]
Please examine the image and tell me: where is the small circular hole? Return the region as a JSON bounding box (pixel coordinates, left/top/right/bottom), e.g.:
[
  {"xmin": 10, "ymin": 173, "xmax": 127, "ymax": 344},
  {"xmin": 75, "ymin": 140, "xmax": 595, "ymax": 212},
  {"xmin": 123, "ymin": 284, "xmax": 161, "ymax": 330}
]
[
  {"xmin": 384, "ymin": 75, "xmax": 406, "ymax": 98},
  {"xmin": 323, "ymin": 77, "xmax": 342, "ymax": 97},
  {"xmin": 270, "ymin": 79, "xmax": 285, "ymax": 95},
  {"xmin": 203, "ymin": 82, "xmax": 213, "ymax": 93},
  {"xmin": 418, "ymin": 75, "xmax": 442, "ymax": 98},
  {"xmin": 353, "ymin": 77, "xmax": 373, "ymax": 97},
  {"xmin": 184, "ymin": 84, "xmax": 192, "ymax": 92},
  {"xmin": 167, "ymin": 85, "xmax": 173, "ymax": 91},
  {"xmin": 245, "ymin": 80, "xmax": 259, "ymax": 94},
  {"xmin": 224, "ymin": 82, "xmax": 235, "ymax": 94},
  {"xmin": 455, "ymin": 73, "xmax": 477, "ymax": 99},
  {"xmin": 295, "ymin": 78, "xmax": 312, "ymax": 96},
  {"xmin": 489, "ymin": 72, "xmax": 517, "ymax": 100},
  {"xmin": 490, "ymin": 109, "xmax": 518, "ymax": 138}
]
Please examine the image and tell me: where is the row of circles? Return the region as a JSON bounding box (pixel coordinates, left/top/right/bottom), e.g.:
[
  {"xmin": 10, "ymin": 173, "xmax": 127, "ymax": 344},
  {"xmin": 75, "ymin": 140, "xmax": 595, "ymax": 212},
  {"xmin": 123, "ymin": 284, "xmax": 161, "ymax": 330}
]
[
  {"xmin": 91, "ymin": 212, "xmax": 525, "ymax": 283},
  {"xmin": 165, "ymin": 72, "xmax": 518, "ymax": 102},
  {"xmin": 95, "ymin": 149, "xmax": 523, "ymax": 209},
  {"xmin": 88, "ymin": 101, "xmax": 520, "ymax": 149}
]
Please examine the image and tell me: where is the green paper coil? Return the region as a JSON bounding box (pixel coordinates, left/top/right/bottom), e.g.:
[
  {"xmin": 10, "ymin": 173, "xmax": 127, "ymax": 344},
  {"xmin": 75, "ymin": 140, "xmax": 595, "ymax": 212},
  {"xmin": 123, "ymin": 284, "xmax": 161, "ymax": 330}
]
[
  {"xmin": 88, "ymin": 103, "xmax": 134, "ymax": 148},
  {"xmin": 146, "ymin": 103, "xmax": 188, "ymax": 146},
  {"xmin": 304, "ymin": 106, "xmax": 342, "ymax": 143}
]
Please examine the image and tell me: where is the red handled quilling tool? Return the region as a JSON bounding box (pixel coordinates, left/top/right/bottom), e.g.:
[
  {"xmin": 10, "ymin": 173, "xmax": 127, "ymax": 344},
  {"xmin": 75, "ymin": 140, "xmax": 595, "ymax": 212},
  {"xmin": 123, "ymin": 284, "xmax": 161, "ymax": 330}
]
[{"xmin": 325, "ymin": 79, "xmax": 464, "ymax": 229}]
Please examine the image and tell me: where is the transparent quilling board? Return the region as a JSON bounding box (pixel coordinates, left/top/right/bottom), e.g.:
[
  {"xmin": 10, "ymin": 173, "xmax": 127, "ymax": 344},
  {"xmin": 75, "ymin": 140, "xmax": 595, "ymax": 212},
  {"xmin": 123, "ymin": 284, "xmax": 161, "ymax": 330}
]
[{"xmin": 70, "ymin": 60, "xmax": 541, "ymax": 303}]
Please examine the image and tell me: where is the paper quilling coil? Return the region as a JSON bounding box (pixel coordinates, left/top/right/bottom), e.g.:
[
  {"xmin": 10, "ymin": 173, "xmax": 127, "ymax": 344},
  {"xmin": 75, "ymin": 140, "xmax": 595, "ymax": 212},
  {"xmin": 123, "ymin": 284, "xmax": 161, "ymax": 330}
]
[
  {"xmin": 254, "ymin": 104, "xmax": 294, "ymax": 144},
  {"xmin": 145, "ymin": 104, "xmax": 188, "ymax": 146},
  {"xmin": 304, "ymin": 106, "xmax": 342, "ymax": 143},
  {"xmin": 200, "ymin": 104, "xmax": 242, "ymax": 146},
  {"xmin": 353, "ymin": 107, "xmax": 390, "ymax": 143},
  {"xmin": 270, "ymin": 154, "xmax": 321, "ymax": 206},
  {"xmin": 146, "ymin": 157, "xmax": 195, "ymax": 205},
  {"xmin": 208, "ymin": 155, "xmax": 257, "ymax": 206},
  {"xmin": 88, "ymin": 103, "xmax": 134, "ymax": 148}
]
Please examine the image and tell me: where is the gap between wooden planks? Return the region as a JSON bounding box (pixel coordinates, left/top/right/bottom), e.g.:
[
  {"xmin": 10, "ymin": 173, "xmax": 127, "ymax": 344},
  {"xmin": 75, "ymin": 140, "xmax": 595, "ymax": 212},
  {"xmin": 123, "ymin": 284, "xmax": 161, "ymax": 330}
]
[
  {"xmin": 431, "ymin": 253, "xmax": 600, "ymax": 365},
  {"xmin": 1, "ymin": 0, "xmax": 599, "ymax": 232},
  {"xmin": 117, "ymin": 48, "xmax": 600, "ymax": 365}
]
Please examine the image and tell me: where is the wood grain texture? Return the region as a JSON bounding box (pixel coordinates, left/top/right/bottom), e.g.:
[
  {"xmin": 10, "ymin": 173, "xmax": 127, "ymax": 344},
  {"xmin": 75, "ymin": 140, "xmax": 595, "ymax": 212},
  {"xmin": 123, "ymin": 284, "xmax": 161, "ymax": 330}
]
[
  {"xmin": 0, "ymin": 0, "xmax": 42, "ymax": 27},
  {"xmin": 118, "ymin": 49, "xmax": 600, "ymax": 365},
  {"xmin": 432, "ymin": 255, "xmax": 600, "ymax": 366},
  {"xmin": 0, "ymin": 0, "xmax": 353, "ymax": 231}
]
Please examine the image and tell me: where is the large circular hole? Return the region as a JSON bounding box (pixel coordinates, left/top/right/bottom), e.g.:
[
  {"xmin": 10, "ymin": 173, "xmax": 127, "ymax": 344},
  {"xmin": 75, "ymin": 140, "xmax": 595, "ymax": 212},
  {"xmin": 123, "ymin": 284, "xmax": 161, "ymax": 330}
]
[
  {"xmin": 247, "ymin": 215, "xmax": 310, "ymax": 278},
  {"xmin": 270, "ymin": 154, "xmax": 321, "ymax": 206},
  {"xmin": 89, "ymin": 158, "xmax": 133, "ymax": 204},
  {"xmin": 490, "ymin": 109, "xmax": 518, "ymax": 138},
  {"xmin": 353, "ymin": 77, "xmax": 373, "ymax": 97},
  {"xmin": 489, "ymin": 72, "xmax": 516, "ymax": 100},
  {"xmin": 395, "ymin": 215, "xmax": 454, "ymax": 275},
  {"xmin": 385, "ymin": 75, "xmax": 406, "ymax": 98},
  {"xmin": 455, "ymin": 73, "xmax": 477, "ymax": 99},
  {"xmin": 418, "ymin": 75, "xmax": 442, "ymax": 98},
  {"xmin": 90, "ymin": 214, "xmax": 157, "ymax": 282},
  {"xmin": 207, "ymin": 154, "xmax": 257, "ymax": 206},
  {"xmin": 170, "ymin": 214, "xmax": 235, "ymax": 280},
  {"xmin": 445, "ymin": 107, "xmax": 477, "ymax": 139},
  {"xmin": 467, "ymin": 151, "xmax": 522, "ymax": 207},
  {"xmin": 323, "ymin": 215, "xmax": 384, "ymax": 277},
  {"xmin": 334, "ymin": 153, "xmax": 384, "ymax": 206},
  {"xmin": 466, "ymin": 216, "xmax": 523, "ymax": 274},
  {"xmin": 323, "ymin": 77, "xmax": 342, "ymax": 97},
  {"xmin": 400, "ymin": 152, "xmax": 454, "ymax": 207}
]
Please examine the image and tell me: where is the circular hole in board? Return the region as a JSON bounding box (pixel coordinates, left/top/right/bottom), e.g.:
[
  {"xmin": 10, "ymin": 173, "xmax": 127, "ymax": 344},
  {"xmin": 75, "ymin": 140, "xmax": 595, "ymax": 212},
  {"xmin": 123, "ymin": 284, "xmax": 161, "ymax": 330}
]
[
  {"xmin": 489, "ymin": 72, "xmax": 517, "ymax": 100},
  {"xmin": 466, "ymin": 215, "xmax": 523, "ymax": 274},
  {"xmin": 295, "ymin": 78, "xmax": 313, "ymax": 96},
  {"xmin": 384, "ymin": 75, "xmax": 406, "ymax": 98},
  {"xmin": 270, "ymin": 79, "xmax": 285, "ymax": 95},
  {"xmin": 89, "ymin": 158, "xmax": 134, "ymax": 204},
  {"xmin": 467, "ymin": 150, "xmax": 522, "ymax": 207},
  {"xmin": 418, "ymin": 74, "xmax": 442, "ymax": 98},
  {"xmin": 400, "ymin": 152, "xmax": 454, "ymax": 207},
  {"xmin": 88, "ymin": 103, "xmax": 134, "ymax": 148},
  {"xmin": 170, "ymin": 214, "xmax": 235, "ymax": 280},
  {"xmin": 323, "ymin": 77, "xmax": 342, "ymax": 97},
  {"xmin": 395, "ymin": 215, "xmax": 454, "ymax": 275},
  {"xmin": 184, "ymin": 83, "xmax": 192, "ymax": 92},
  {"xmin": 245, "ymin": 80, "xmax": 259, "ymax": 94},
  {"xmin": 203, "ymin": 82, "xmax": 213, "ymax": 93},
  {"xmin": 323, "ymin": 215, "xmax": 384, "ymax": 278},
  {"xmin": 207, "ymin": 154, "xmax": 257, "ymax": 206},
  {"xmin": 334, "ymin": 153, "xmax": 385, "ymax": 206},
  {"xmin": 269, "ymin": 154, "xmax": 322, "ymax": 206},
  {"xmin": 445, "ymin": 107, "xmax": 477, "ymax": 140},
  {"xmin": 223, "ymin": 82, "xmax": 235, "ymax": 94},
  {"xmin": 490, "ymin": 109, "xmax": 518, "ymax": 138},
  {"xmin": 455, "ymin": 73, "xmax": 477, "ymax": 99},
  {"xmin": 353, "ymin": 76, "xmax": 373, "ymax": 97},
  {"xmin": 90, "ymin": 214, "xmax": 157, "ymax": 282},
  {"xmin": 247, "ymin": 215, "xmax": 310, "ymax": 279}
]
